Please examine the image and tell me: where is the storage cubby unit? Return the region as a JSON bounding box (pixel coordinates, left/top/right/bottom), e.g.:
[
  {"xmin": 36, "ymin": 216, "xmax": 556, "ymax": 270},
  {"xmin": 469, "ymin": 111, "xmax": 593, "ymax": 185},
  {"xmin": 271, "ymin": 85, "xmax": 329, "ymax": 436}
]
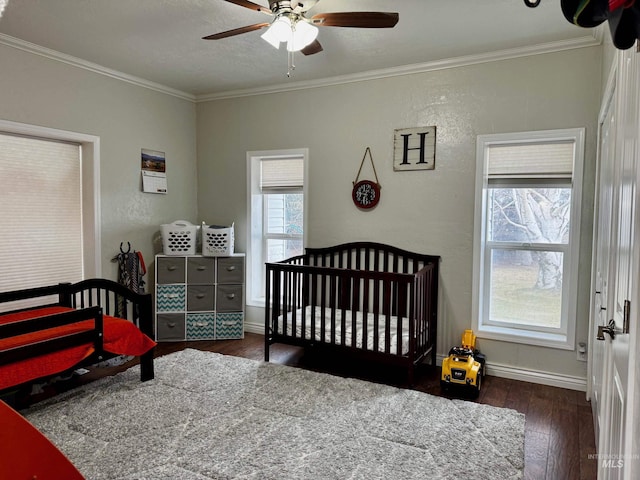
[{"xmin": 155, "ymin": 254, "xmax": 245, "ymax": 341}]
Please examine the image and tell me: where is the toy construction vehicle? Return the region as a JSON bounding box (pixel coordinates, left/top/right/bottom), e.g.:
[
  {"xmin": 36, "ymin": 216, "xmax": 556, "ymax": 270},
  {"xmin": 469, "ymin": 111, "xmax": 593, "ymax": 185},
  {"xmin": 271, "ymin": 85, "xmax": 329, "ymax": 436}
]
[{"xmin": 441, "ymin": 329, "xmax": 486, "ymax": 397}]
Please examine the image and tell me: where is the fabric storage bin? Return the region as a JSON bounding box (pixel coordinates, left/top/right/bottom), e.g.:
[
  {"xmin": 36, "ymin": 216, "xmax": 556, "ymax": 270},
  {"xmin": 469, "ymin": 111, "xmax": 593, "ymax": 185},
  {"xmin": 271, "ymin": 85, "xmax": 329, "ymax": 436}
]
[
  {"xmin": 161, "ymin": 220, "xmax": 198, "ymax": 255},
  {"xmin": 187, "ymin": 285, "xmax": 215, "ymax": 312},
  {"xmin": 156, "ymin": 313, "xmax": 186, "ymax": 341},
  {"xmin": 202, "ymin": 224, "xmax": 234, "ymax": 257},
  {"xmin": 187, "ymin": 257, "xmax": 215, "ymax": 284},
  {"xmin": 186, "ymin": 313, "xmax": 215, "ymax": 340},
  {"xmin": 156, "ymin": 285, "xmax": 186, "ymax": 312},
  {"xmin": 217, "ymin": 257, "xmax": 244, "ymax": 284},
  {"xmin": 157, "ymin": 257, "xmax": 186, "ymax": 284},
  {"xmin": 216, "ymin": 284, "xmax": 243, "ymax": 312},
  {"xmin": 216, "ymin": 312, "xmax": 244, "ymax": 339}
]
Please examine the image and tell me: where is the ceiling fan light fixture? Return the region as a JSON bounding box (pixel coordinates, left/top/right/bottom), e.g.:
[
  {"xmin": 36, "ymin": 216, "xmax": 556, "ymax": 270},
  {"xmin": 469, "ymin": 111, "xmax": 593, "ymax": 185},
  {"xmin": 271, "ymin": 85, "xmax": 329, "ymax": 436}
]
[
  {"xmin": 261, "ymin": 14, "xmax": 292, "ymax": 48},
  {"xmin": 260, "ymin": 28, "xmax": 281, "ymax": 49},
  {"xmin": 287, "ymin": 19, "xmax": 318, "ymax": 52}
]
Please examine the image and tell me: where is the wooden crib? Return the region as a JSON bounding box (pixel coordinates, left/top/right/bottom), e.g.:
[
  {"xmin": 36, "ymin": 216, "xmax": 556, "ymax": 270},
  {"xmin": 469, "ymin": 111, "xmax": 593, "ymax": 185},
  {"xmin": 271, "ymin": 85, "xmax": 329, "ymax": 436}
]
[{"xmin": 265, "ymin": 242, "xmax": 439, "ymax": 384}]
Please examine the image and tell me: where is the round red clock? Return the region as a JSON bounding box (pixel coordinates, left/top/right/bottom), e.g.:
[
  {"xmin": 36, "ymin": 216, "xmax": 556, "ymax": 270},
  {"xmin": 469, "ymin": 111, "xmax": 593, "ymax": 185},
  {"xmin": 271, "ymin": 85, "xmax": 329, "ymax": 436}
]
[{"xmin": 352, "ymin": 180, "xmax": 380, "ymax": 209}]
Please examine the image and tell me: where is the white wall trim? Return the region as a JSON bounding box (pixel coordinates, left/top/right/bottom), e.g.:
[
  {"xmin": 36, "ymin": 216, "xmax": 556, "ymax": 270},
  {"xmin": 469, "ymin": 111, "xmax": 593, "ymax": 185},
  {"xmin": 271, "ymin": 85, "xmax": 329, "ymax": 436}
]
[
  {"xmin": 0, "ymin": 33, "xmax": 195, "ymax": 102},
  {"xmin": 244, "ymin": 320, "xmax": 263, "ymax": 336},
  {"xmin": 0, "ymin": 30, "xmax": 599, "ymax": 103},
  {"xmin": 483, "ymin": 360, "xmax": 587, "ymax": 392},
  {"xmin": 197, "ymin": 35, "xmax": 601, "ymax": 102},
  {"xmin": 245, "ymin": 319, "xmax": 588, "ymax": 391}
]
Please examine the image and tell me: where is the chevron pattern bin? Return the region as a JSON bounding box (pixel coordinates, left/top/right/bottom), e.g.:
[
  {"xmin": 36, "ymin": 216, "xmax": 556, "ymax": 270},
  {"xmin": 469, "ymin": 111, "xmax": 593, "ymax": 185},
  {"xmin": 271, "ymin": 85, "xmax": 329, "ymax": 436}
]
[
  {"xmin": 187, "ymin": 313, "xmax": 216, "ymax": 340},
  {"xmin": 216, "ymin": 313, "xmax": 244, "ymax": 339},
  {"xmin": 156, "ymin": 285, "xmax": 186, "ymax": 312}
]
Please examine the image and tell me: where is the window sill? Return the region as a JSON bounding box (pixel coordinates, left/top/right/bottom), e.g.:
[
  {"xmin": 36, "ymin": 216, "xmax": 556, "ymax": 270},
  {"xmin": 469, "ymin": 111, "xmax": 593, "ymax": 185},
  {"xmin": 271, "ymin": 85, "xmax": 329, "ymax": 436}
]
[{"xmin": 476, "ymin": 324, "xmax": 574, "ymax": 350}]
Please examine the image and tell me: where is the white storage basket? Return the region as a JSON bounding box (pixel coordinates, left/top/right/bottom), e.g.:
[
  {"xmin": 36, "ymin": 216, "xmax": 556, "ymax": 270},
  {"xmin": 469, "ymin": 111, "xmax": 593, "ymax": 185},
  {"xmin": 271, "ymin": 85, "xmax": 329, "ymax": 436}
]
[
  {"xmin": 161, "ymin": 220, "xmax": 198, "ymax": 255},
  {"xmin": 202, "ymin": 223, "xmax": 234, "ymax": 257}
]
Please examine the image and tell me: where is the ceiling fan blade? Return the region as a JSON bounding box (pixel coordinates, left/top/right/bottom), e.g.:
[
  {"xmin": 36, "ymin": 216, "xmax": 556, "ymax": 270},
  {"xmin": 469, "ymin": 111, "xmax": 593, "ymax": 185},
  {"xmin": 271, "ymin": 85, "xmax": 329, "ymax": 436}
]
[
  {"xmin": 301, "ymin": 40, "xmax": 323, "ymax": 55},
  {"xmin": 224, "ymin": 0, "xmax": 272, "ymax": 15},
  {"xmin": 202, "ymin": 22, "xmax": 270, "ymax": 40},
  {"xmin": 311, "ymin": 12, "xmax": 399, "ymax": 28}
]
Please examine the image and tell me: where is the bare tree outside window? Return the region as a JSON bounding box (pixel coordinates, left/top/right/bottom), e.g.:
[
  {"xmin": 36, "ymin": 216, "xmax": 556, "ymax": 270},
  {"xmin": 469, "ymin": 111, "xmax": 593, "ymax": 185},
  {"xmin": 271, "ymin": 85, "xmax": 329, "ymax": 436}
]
[
  {"xmin": 490, "ymin": 187, "xmax": 571, "ymax": 290},
  {"xmin": 474, "ymin": 129, "xmax": 583, "ymax": 346}
]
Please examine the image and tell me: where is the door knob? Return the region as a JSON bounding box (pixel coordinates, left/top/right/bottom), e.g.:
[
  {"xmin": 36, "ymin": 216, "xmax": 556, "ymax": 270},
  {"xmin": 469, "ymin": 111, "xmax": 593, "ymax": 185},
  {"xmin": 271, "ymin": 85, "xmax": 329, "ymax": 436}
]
[{"xmin": 597, "ymin": 319, "xmax": 616, "ymax": 341}]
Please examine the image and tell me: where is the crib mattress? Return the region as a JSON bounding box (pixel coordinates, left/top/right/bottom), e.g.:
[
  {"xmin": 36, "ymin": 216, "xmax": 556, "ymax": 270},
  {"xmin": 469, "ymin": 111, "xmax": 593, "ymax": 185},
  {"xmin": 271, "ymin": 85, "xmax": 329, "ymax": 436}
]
[{"xmin": 277, "ymin": 306, "xmax": 410, "ymax": 356}]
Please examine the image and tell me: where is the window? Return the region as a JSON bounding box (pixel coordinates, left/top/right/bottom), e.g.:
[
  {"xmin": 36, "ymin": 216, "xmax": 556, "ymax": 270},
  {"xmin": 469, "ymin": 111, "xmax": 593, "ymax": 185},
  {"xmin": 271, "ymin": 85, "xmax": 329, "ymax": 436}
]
[
  {"xmin": 0, "ymin": 120, "xmax": 100, "ymax": 311},
  {"xmin": 247, "ymin": 149, "xmax": 307, "ymax": 306},
  {"xmin": 472, "ymin": 129, "xmax": 584, "ymax": 349}
]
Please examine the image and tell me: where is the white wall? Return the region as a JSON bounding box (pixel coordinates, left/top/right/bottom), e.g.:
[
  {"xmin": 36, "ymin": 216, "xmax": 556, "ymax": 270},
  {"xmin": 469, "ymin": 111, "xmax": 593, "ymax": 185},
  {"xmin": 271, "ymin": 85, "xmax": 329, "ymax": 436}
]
[
  {"xmin": 0, "ymin": 43, "xmax": 198, "ymax": 281},
  {"xmin": 197, "ymin": 47, "xmax": 602, "ymax": 382}
]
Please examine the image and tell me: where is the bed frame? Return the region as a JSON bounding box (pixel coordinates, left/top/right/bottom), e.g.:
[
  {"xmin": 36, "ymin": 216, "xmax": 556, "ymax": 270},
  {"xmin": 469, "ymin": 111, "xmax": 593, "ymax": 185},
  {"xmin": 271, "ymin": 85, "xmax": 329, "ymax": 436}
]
[
  {"xmin": 0, "ymin": 278, "xmax": 155, "ymax": 394},
  {"xmin": 265, "ymin": 242, "xmax": 439, "ymax": 384}
]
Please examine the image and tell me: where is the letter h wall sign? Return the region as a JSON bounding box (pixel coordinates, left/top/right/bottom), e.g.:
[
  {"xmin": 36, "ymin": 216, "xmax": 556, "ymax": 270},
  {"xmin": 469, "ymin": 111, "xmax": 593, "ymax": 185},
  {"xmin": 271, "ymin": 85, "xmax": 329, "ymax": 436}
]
[{"xmin": 393, "ymin": 126, "xmax": 436, "ymax": 171}]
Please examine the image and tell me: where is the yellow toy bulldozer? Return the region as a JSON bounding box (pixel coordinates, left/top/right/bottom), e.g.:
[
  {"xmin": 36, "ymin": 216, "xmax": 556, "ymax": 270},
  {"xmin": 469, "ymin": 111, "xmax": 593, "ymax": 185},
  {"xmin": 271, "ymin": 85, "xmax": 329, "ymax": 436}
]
[{"xmin": 441, "ymin": 329, "xmax": 486, "ymax": 397}]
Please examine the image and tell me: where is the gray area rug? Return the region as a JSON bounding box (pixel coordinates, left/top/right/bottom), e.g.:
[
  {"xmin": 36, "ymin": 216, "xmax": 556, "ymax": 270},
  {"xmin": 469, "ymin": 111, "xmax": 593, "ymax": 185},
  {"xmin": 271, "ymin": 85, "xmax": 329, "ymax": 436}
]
[{"xmin": 24, "ymin": 349, "xmax": 525, "ymax": 479}]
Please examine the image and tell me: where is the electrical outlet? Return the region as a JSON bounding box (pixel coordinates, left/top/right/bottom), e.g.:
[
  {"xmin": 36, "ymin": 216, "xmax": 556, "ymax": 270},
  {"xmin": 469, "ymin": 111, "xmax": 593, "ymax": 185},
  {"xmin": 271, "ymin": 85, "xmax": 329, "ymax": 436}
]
[{"xmin": 577, "ymin": 342, "xmax": 587, "ymax": 362}]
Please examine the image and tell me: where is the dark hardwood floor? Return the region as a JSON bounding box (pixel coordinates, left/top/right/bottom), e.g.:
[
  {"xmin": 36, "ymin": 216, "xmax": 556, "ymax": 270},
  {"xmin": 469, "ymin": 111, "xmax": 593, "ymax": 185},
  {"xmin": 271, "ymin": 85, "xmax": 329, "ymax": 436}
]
[{"xmin": 19, "ymin": 333, "xmax": 598, "ymax": 480}]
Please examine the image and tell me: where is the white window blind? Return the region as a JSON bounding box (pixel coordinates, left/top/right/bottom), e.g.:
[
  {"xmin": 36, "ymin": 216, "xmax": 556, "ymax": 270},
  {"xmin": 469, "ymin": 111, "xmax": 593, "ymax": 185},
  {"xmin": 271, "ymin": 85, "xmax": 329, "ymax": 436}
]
[
  {"xmin": 0, "ymin": 133, "xmax": 83, "ymax": 308},
  {"xmin": 260, "ymin": 157, "xmax": 304, "ymax": 190},
  {"xmin": 487, "ymin": 141, "xmax": 575, "ymax": 179}
]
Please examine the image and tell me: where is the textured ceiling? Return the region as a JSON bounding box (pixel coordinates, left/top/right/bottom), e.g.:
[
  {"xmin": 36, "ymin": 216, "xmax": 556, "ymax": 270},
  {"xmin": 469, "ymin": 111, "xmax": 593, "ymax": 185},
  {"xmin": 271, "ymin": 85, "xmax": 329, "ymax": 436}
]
[{"xmin": 0, "ymin": 0, "xmax": 598, "ymax": 98}]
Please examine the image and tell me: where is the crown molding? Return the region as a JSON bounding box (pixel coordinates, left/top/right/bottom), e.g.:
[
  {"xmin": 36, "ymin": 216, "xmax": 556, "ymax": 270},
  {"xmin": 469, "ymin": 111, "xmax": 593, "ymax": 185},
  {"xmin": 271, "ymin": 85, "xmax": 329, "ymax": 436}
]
[
  {"xmin": 0, "ymin": 30, "xmax": 600, "ymax": 104},
  {"xmin": 0, "ymin": 33, "xmax": 196, "ymax": 102},
  {"xmin": 197, "ymin": 34, "xmax": 601, "ymax": 102}
]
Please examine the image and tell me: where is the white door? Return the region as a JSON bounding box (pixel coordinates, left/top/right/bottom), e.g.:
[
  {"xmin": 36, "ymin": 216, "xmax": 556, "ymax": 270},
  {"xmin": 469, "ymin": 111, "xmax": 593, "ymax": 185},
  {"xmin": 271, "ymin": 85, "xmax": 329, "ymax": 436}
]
[
  {"xmin": 590, "ymin": 78, "xmax": 616, "ymax": 445},
  {"xmin": 593, "ymin": 47, "xmax": 638, "ymax": 480}
]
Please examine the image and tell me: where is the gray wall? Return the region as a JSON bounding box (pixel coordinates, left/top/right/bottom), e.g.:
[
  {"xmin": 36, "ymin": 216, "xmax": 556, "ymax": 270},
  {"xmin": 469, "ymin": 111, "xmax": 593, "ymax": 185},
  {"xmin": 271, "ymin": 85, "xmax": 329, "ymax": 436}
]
[
  {"xmin": 0, "ymin": 36, "xmax": 604, "ymax": 382},
  {"xmin": 196, "ymin": 47, "xmax": 603, "ymax": 381},
  {"xmin": 0, "ymin": 43, "xmax": 198, "ymax": 280}
]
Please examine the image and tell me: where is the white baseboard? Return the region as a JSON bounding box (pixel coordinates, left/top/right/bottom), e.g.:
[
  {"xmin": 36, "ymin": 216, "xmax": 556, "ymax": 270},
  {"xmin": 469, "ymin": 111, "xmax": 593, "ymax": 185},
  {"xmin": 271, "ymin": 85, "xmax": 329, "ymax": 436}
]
[
  {"xmin": 436, "ymin": 354, "xmax": 587, "ymax": 391},
  {"xmin": 485, "ymin": 362, "xmax": 587, "ymax": 391},
  {"xmin": 244, "ymin": 321, "xmax": 263, "ymax": 335},
  {"xmin": 246, "ymin": 322, "xmax": 587, "ymax": 392}
]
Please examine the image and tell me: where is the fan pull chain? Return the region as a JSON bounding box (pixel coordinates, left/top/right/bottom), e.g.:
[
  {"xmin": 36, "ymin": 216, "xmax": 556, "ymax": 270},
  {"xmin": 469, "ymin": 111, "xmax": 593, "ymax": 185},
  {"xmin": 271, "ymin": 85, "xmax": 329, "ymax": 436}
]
[{"xmin": 287, "ymin": 50, "xmax": 296, "ymax": 77}]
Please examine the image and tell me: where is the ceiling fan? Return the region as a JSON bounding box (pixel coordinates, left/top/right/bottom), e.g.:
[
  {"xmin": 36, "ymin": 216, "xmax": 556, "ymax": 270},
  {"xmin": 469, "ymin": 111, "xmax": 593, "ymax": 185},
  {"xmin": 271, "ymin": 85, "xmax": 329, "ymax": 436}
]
[{"xmin": 202, "ymin": 0, "xmax": 399, "ymax": 57}]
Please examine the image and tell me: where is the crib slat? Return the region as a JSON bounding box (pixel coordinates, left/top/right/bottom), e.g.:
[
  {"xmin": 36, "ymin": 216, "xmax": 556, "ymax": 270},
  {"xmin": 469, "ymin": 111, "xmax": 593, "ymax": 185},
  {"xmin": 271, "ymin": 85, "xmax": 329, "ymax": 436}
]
[
  {"xmin": 362, "ymin": 277, "xmax": 369, "ymax": 351},
  {"xmin": 351, "ymin": 276, "xmax": 359, "ymax": 349},
  {"xmin": 320, "ymin": 272, "xmax": 327, "ymax": 342},
  {"xmin": 373, "ymin": 278, "xmax": 380, "ymax": 353},
  {"xmin": 329, "ymin": 274, "xmax": 336, "ymax": 345},
  {"xmin": 383, "ymin": 279, "xmax": 391, "ymax": 354}
]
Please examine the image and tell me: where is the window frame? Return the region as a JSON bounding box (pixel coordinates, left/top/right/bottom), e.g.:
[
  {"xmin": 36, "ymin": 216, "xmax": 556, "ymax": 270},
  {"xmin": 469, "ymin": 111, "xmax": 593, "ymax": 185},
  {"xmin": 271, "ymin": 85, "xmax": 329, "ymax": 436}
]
[
  {"xmin": 0, "ymin": 119, "xmax": 101, "ymax": 281},
  {"xmin": 472, "ymin": 129, "xmax": 585, "ymax": 350},
  {"xmin": 262, "ymin": 192, "xmax": 304, "ymax": 264},
  {"xmin": 246, "ymin": 148, "xmax": 308, "ymax": 308}
]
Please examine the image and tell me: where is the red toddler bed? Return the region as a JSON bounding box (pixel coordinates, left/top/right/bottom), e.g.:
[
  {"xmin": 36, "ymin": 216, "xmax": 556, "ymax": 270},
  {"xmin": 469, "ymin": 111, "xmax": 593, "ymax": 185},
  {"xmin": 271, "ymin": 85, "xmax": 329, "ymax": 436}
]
[{"xmin": 0, "ymin": 278, "xmax": 156, "ymax": 393}]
